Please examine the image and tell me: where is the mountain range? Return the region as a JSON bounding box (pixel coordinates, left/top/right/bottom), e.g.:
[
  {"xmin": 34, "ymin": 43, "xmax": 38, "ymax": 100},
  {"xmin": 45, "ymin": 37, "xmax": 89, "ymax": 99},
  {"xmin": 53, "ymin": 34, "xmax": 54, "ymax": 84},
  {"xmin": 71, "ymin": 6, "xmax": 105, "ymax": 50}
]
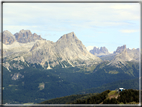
[
  {"xmin": 1, "ymin": 29, "xmax": 43, "ymax": 45},
  {"xmin": 0, "ymin": 29, "xmax": 139, "ymax": 71},
  {"xmin": 90, "ymin": 45, "xmax": 139, "ymax": 64},
  {"xmin": 1, "ymin": 29, "xmax": 140, "ymax": 104},
  {"xmin": 1, "ymin": 30, "xmax": 102, "ymax": 71}
]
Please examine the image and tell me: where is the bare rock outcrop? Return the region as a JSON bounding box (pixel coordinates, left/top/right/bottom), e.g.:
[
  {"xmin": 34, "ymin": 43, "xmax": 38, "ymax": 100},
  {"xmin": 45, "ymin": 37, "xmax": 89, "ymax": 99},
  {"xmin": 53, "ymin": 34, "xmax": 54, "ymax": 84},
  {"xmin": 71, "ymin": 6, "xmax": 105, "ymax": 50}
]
[
  {"xmin": 113, "ymin": 45, "xmax": 126, "ymax": 54},
  {"xmin": 0, "ymin": 30, "xmax": 16, "ymax": 45},
  {"xmin": 90, "ymin": 46, "xmax": 109, "ymax": 56},
  {"xmin": 108, "ymin": 45, "xmax": 138, "ymax": 67},
  {"xmin": 14, "ymin": 29, "xmax": 43, "ymax": 43},
  {"xmin": 27, "ymin": 32, "xmax": 102, "ymax": 67}
]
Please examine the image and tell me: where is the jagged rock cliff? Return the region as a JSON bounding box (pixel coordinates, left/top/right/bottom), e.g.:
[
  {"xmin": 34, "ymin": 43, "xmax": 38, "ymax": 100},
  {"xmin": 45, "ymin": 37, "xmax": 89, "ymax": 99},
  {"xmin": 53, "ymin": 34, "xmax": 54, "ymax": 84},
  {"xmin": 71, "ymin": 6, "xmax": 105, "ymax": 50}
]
[
  {"xmin": 27, "ymin": 32, "xmax": 102, "ymax": 68},
  {"xmin": 2, "ymin": 30, "xmax": 102, "ymax": 70},
  {"xmin": 108, "ymin": 45, "xmax": 139, "ymax": 67},
  {"xmin": 0, "ymin": 30, "xmax": 16, "ymax": 45},
  {"xmin": 90, "ymin": 46, "xmax": 109, "ymax": 56},
  {"xmin": 14, "ymin": 29, "xmax": 43, "ymax": 43},
  {"xmin": 113, "ymin": 45, "xmax": 126, "ymax": 54}
]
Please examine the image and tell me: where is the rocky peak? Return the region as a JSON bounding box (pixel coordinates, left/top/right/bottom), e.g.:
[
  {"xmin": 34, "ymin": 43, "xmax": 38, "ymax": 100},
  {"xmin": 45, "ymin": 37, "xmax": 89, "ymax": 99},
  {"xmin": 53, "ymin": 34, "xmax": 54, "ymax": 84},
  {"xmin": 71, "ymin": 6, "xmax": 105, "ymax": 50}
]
[
  {"xmin": 19, "ymin": 29, "xmax": 31, "ymax": 34},
  {"xmin": 56, "ymin": 32, "xmax": 85, "ymax": 50},
  {"xmin": 56, "ymin": 32, "xmax": 82, "ymax": 51},
  {"xmin": 113, "ymin": 45, "xmax": 126, "ymax": 54},
  {"xmin": 108, "ymin": 48, "xmax": 132, "ymax": 67},
  {"xmin": 63, "ymin": 32, "xmax": 76, "ymax": 38},
  {"xmin": 14, "ymin": 29, "xmax": 43, "ymax": 43},
  {"xmin": 27, "ymin": 32, "xmax": 101, "ymax": 68},
  {"xmin": 119, "ymin": 48, "xmax": 132, "ymax": 61},
  {"xmin": 90, "ymin": 46, "xmax": 109, "ymax": 56},
  {"xmin": 0, "ymin": 30, "xmax": 16, "ymax": 45},
  {"xmin": 3, "ymin": 30, "xmax": 15, "ymax": 37},
  {"xmin": 57, "ymin": 32, "xmax": 78, "ymax": 42},
  {"xmin": 90, "ymin": 47, "xmax": 99, "ymax": 54},
  {"xmin": 100, "ymin": 47, "xmax": 109, "ymax": 53}
]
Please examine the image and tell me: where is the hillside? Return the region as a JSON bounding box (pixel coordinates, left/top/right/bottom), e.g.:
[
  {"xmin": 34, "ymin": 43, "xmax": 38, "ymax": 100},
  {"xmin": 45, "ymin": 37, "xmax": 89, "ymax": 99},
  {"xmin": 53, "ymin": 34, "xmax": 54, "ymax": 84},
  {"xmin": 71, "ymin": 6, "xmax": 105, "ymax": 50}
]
[
  {"xmin": 40, "ymin": 93, "xmax": 97, "ymax": 104},
  {"xmin": 3, "ymin": 61, "xmax": 139, "ymax": 104},
  {"xmin": 76, "ymin": 77, "xmax": 139, "ymax": 94},
  {"xmin": 40, "ymin": 89, "xmax": 140, "ymax": 104}
]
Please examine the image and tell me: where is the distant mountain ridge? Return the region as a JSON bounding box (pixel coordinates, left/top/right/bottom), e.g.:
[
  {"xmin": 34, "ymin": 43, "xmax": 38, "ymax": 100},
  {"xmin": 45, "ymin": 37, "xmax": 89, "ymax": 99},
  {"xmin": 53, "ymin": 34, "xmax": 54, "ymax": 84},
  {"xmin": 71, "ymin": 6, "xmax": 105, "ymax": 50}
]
[
  {"xmin": 0, "ymin": 30, "xmax": 16, "ymax": 45},
  {"xmin": 1, "ymin": 29, "xmax": 139, "ymax": 70},
  {"xmin": 110, "ymin": 45, "xmax": 139, "ymax": 66},
  {"xmin": 14, "ymin": 29, "xmax": 43, "ymax": 43},
  {"xmin": 108, "ymin": 47, "xmax": 133, "ymax": 67},
  {"xmin": 90, "ymin": 46, "xmax": 109, "ymax": 56},
  {"xmin": 90, "ymin": 45, "xmax": 139, "ymax": 67},
  {"xmin": 1, "ymin": 30, "xmax": 101, "ymax": 70},
  {"xmin": 113, "ymin": 45, "xmax": 127, "ymax": 54},
  {"xmin": 0, "ymin": 30, "xmax": 44, "ymax": 45}
]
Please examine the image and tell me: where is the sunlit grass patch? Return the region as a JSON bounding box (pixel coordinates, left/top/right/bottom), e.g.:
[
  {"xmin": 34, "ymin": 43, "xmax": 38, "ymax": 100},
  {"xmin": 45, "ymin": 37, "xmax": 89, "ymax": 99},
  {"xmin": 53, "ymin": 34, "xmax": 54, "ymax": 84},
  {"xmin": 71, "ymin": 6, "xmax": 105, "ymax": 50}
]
[{"xmin": 109, "ymin": 70, "xmax": 119, "ymax": 74}]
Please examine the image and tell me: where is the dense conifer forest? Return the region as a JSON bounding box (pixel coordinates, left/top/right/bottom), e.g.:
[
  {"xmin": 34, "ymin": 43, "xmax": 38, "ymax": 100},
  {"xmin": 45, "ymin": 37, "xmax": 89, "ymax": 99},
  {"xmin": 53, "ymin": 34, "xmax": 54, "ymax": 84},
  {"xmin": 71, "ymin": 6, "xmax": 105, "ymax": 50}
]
[{"xmin": 40, "ymin": 89, "xmax": 140, "ymax": 105}]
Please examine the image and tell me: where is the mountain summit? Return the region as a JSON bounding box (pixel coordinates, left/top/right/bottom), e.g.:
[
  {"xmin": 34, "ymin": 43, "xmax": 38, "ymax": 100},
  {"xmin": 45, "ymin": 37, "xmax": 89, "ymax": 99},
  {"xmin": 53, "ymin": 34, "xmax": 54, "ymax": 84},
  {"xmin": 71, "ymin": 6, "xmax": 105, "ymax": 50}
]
[
  {"xmin": 113, "ymin": 45, "xmax": 126, "ymax": 54},
  {"xmin": 2, "ymin": 31, "xmax": 102, "ymax": 70},
  {"xmin": 0, "ymin": 30, "xmax": 44, "ymax": 44},
  {"xmin": 28, "ymin": 32, "xmax": 102, "ymax": 68},
  {"xmin": 57, "ymin": 32, "xmax": 77, "ymax": 41},
  {"xmin": 108, "ymin": 47, "xmax": 132, "ymax": 67},
  {"xmin": 107, "ymin": 45, "xmax": 139, "ymax": 67},
  {"xmin": 55, "ymin": 32, "xmax": 101, "ymax": 60},
  {"xmin": 14, "ymin": 29, "xmax": 43, "ymax": 43},
  {"xmin": 0, "ymin": 30, "xmax": 16, "ymax": 45},
  {"xmin": 90, "ymin": 46, "xmax": 110, "ymax": 56}
]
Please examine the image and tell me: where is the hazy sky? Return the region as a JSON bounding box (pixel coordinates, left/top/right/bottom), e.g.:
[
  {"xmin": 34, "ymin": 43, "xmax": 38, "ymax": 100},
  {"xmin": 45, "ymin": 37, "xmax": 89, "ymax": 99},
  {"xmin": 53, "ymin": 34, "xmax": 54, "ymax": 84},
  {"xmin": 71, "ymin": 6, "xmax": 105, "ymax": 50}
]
[{"xmin": 3, "ymin": 2, "xmax": 140, "ymax": 53}]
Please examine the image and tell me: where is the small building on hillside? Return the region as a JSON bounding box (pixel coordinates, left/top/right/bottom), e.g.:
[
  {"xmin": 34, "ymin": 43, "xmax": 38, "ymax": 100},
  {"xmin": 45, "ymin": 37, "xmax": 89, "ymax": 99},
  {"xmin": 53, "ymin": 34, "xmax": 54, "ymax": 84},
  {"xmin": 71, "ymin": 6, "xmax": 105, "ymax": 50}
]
[{"xmin": 118, "ymin": 88, "xmax": 125, "ymax": 92}]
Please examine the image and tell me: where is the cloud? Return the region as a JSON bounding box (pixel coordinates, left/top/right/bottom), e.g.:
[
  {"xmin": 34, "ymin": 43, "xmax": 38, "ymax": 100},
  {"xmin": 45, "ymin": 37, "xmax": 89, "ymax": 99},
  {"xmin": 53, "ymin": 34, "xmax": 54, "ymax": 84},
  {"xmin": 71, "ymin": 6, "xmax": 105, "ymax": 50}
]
[
  {"xmin": 110, "ymin": 3, "xmax": 139, "ymax": 10},
  {"xmin": 120, "ymin": 29, "xmax": 138, "ymax": 33},
  {"xmin": 3, "ymin": 3, "xmax": 140, "ymax": 28},
  {"xmin": 2, "ymin": 2, "xmax": 140, "ymax": 50}
]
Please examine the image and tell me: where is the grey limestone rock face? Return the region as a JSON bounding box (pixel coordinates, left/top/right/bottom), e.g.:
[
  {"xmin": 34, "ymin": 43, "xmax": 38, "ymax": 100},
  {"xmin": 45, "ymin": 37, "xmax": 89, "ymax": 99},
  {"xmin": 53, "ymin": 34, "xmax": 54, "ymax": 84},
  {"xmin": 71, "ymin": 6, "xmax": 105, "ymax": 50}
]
[
  {"xmin": 14, "ymin": 29, "xmax": 43, "ymax": 43},
  {"xmin": 56, "ymin": 32, "xmax": 101, "ymax": 60},
  {"xmin": 27, "ymin": 32, "xmax": 102, "ymax": 68},
  {"xmin": 113, "ymin": 45, "xmax": 139, "ymax": 61},
  {"xmin": 0, "ymin": 30, "xmax": 16, "ymax": 45},
  {"xmin": 90, "ymin": 46, "xmax": 109, "ymax": 56},
  {"xmin": 1, "ymin": 31, "xmax": 102, "ymax": 70},
  {"xmin": 126, "ymin": 48, "xmax": 139, "ymax": 61},
  {"xmin": 108, "ymin": 45, "xmax": 139, "ymax": 67},
  {"xmin": 100, "ymin": 47, "xmax": 109, "ymax": 53},
  {"xmin": 90, "ymin": 47, "xmax": 100, "ymax": 54},
  {"xmin": 0, "ymin": 29, "xmax": 43, "ymax": 45},
  {"xmin": 113, "ymin": 45, "xmax": 126, "ymax": 54},
  {"xmin": 108, "ymin": 48, "xmax": 132, "ymax": 67},
  {"xmin": 2, "ymin": 29, "xmax": 140, "ymax": 70}
]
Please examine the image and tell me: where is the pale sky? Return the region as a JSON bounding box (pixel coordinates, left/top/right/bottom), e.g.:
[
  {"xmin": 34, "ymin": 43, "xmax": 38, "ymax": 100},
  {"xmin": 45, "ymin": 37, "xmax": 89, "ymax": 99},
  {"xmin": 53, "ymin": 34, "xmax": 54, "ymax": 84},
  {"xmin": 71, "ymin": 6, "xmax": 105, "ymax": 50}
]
[{"xmin": 3, "ymin": 2, "xmax": 140, "ymax": 52}]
